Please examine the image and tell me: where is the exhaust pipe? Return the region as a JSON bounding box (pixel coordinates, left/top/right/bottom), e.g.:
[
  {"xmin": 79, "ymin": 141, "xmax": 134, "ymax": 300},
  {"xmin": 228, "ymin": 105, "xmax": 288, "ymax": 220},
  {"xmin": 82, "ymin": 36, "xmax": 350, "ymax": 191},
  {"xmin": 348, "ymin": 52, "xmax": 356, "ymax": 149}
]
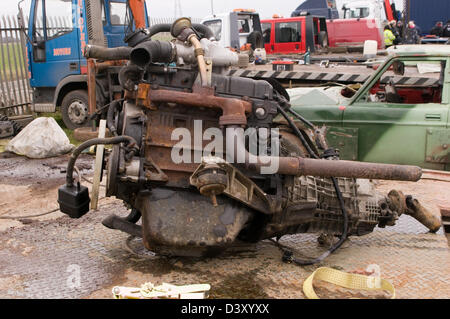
[{"xmin": 226, "ymin": 126, "xmax": 422, "ymax": 181}]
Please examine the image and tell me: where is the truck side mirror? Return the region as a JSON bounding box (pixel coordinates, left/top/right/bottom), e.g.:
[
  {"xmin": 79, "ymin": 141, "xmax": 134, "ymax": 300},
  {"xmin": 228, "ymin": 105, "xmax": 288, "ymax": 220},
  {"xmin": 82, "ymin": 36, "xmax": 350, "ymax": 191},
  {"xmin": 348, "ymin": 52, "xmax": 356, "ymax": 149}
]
[
  {"xmin": 35, "ymin": 40, "xmax": 46, "ymax": 49},
  {"xmin": 392, "ymin": 60, "xmax": 405, "ymax": 76}
]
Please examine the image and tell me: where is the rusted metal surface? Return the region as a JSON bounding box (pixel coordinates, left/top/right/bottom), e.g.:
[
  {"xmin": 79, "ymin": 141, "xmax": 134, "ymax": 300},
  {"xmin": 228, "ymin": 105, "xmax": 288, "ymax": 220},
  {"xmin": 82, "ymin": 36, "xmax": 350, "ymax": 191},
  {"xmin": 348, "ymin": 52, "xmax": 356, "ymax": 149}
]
[
  {"xmin": 147, "ymin": 86, "xmax": 252, "ymax": 126},
  {"xmin": 143, "ymin": 103, "xmax": 221, "ymax": 188},
  {"xmin": 136, "ymin": 188, "xmax": 252, "ymax": 257},
  {"xmin": 87, "ymin": 59, "xmax": 97, "ymax": 116},
  {"xmin": 388, "ymin": 190, "xmax": 442, "ymax": 233}
]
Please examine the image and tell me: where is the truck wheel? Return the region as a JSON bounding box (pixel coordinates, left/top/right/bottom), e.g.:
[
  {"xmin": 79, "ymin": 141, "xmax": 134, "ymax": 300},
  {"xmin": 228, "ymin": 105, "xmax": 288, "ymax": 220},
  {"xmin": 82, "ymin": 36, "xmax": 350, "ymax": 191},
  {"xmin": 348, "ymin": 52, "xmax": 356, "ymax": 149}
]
[
  {"xmin": 61, "ymin": 90, "xmax": 90, "ymax": 130},
  {"xmin": 247, "ymin": 31, "xmax": 264, "ymax": 50},
  {"xmin": 319, "ymin": 31, "xmax": 329, "ymax": 48}
]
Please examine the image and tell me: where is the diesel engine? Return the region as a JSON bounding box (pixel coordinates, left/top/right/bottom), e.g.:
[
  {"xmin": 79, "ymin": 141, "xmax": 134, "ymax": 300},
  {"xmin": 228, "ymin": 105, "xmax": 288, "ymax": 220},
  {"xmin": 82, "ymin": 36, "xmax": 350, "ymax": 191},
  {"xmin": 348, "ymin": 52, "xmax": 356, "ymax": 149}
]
[{"xmin": 58, "ymin": 19, "xmax": 441, "ymax": 259}]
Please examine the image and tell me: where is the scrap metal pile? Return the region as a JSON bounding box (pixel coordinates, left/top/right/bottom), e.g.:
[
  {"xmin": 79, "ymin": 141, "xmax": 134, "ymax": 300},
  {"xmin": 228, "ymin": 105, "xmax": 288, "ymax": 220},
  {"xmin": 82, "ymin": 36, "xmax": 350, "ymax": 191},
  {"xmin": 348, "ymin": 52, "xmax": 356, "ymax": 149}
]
[{"xmin": 58, "ymin": 18, "xmax": 441, "ymax": 260}]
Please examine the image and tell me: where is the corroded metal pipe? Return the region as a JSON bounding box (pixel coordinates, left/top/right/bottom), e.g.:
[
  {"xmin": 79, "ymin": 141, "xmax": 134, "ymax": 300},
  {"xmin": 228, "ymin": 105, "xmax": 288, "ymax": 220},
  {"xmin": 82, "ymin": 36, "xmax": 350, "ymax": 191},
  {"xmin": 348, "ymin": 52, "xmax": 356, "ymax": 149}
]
[
  {"xmin": 389, "ymin": 190, "xmax": 442, "ymax": 232},
  {"xmin": 147, "ymin": 88, "xmax": 253, "ymax": 126},
  {"xmin": 84, "ymin": 45, "xmax": 132, "ymax": 60},
  {"xmin": 226, "ymin": 127, "xmax": 422, "ymax": 181}
]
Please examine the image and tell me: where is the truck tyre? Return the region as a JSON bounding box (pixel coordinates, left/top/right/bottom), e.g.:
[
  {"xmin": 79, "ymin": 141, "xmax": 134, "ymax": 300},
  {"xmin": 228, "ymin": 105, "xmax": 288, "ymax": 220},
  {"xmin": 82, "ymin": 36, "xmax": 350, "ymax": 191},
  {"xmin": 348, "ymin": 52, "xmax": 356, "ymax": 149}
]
[
  {"xmin": 247, "ymin": 31, "xmax": 264, "ymax": 50},
  {"xmin": 318, "ymin": 31, "xmax": 329, "ymax": 48},
  {"xmin": 61, "ymin": 90, "xmax": 90, "ymax": 130},
  {"xmin": 0, "ymin": 115, "xmax": 24, "ymax": 136}
]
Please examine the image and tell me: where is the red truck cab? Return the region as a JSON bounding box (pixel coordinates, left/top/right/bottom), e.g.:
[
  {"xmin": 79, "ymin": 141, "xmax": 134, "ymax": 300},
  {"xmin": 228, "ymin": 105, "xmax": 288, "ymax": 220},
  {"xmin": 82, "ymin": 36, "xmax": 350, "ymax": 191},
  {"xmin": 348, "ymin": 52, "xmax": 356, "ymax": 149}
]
[
  {"xmin": 261, "ymin": 16, "xmax": 328, "ymax": 55},
  {"xmin": 262, "ymin": 15, "xmax": 384, "ymax": 55}
]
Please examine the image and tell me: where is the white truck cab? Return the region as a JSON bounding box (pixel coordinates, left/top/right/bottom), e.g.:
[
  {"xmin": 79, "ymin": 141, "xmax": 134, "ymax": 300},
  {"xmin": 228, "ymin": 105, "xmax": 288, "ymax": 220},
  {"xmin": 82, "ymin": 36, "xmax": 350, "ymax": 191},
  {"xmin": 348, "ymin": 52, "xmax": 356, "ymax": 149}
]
[
  {"xmin": 341, "ymin": 0, "xmax": 387, "ymax": 20},
  {"xmin": 201, "ymin": 10, "xmax": 264, "ymax": 50}
]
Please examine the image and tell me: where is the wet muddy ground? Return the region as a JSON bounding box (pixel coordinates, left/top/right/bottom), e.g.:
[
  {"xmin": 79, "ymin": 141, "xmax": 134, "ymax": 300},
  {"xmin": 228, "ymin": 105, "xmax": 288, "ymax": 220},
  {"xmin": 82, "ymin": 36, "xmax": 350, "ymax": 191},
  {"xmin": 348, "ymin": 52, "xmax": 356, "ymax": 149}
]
[{"xmin": 0, "ymin": 153, "xmax": 449, "ymax": 299}]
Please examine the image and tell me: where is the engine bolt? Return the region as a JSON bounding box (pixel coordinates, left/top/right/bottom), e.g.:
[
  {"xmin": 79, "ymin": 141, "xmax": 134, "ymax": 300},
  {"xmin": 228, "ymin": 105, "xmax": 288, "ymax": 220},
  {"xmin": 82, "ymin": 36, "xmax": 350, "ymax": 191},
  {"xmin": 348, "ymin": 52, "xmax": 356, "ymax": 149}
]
[{"xmin": 255, "ymin": 107, "xmax": 266, "ymax": 117}]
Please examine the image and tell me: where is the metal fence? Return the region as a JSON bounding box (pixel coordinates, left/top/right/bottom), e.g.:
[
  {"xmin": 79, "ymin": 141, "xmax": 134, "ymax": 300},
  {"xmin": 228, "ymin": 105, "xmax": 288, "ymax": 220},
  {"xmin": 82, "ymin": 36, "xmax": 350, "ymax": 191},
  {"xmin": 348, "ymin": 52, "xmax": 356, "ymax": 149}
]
[{"xmin": 0, "ymin": 15, "xmax": 32, "ymax": 118}]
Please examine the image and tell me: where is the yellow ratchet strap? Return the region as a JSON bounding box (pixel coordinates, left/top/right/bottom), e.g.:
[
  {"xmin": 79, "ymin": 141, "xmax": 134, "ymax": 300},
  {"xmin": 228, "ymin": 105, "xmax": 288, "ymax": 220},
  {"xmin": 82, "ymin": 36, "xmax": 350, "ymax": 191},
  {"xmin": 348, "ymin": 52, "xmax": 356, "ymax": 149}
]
[{"xmin": 303, "ymin": 267, "xmax": 396, "ymax": 299}]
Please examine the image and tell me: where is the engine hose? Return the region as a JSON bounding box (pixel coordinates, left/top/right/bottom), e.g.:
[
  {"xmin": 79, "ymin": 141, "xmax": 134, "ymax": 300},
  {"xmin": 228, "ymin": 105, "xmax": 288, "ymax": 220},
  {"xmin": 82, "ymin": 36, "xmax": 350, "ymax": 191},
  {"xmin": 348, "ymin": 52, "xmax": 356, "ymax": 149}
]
[
  {"xmin": 107, "ymin": 100, "xmax": 122, "ymax": 136},
  {"xmin": 148, "ymin": 23, "xmax": 215, "ymax": 40},
  {"xmin": 126, "ymin": 209, "xmax": 142, "ymax": 224},
  {"xmin": 276, "ymin": 105, "xmax": 318, "ymax": 157},
  {"xmin": 66, "ymin": 136, "xmax": 139, "ymax": 187},
  {"xmin": 276, "ymin": 105, "xmax": 349, "ymax": 265},
  {"xmin": 130, "ymin": 40, "xmax": 175, "ymax": 68},
  {"xmin": 84, "ymin": 45, "xmax": 132, "ymax": 60}
]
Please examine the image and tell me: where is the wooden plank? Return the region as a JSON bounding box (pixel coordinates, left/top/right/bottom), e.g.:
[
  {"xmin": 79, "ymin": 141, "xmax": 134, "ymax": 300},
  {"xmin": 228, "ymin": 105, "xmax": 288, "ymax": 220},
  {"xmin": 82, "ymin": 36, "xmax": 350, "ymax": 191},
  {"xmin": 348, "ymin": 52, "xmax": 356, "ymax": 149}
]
[{"xmin": 91, "ymin": 120, "xmax": 107, "ymax": 211}]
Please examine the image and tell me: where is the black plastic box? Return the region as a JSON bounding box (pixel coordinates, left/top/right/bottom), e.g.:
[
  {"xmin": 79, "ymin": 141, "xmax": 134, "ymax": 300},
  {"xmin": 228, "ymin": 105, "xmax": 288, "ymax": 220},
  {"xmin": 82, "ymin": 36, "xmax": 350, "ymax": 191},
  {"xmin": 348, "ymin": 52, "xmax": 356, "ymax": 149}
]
[{"xmin": 58, "ymin": 184, "xmax": 91, "ymax": 219}]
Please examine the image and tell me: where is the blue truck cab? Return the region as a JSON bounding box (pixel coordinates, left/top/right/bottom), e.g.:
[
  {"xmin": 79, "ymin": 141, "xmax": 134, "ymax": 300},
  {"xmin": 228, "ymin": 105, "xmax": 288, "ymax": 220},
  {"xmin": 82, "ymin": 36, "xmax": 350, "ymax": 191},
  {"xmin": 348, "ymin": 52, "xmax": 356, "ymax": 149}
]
[{"xmin": 26, "ymin": 0, "xmax": 148, "ymax": 129}]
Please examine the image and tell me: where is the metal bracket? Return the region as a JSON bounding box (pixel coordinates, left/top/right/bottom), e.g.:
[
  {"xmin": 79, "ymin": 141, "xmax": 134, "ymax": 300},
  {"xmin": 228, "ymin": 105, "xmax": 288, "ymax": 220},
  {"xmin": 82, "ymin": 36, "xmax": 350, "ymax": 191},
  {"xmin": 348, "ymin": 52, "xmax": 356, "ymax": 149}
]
[{"xmin": 190, "ymin": 157, "xmax": 275, "ymax": 214}]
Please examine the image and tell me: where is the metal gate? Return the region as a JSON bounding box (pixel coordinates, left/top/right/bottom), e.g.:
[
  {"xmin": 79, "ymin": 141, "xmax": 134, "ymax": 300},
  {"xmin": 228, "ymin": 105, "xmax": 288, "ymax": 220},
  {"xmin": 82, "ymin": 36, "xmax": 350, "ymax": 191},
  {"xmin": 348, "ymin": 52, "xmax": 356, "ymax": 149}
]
[{"xmin": 0, "ymin": 15, "xmax": 33, "ymax": 120}]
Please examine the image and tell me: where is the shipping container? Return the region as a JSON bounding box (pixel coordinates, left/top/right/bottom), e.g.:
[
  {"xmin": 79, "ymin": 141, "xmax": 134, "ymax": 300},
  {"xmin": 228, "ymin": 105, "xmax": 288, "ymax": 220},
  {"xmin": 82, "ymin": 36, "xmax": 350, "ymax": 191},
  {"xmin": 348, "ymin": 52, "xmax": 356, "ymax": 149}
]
[{"xmin": 407, "ymin": 0, "xmax": 450, "ymax": 35}]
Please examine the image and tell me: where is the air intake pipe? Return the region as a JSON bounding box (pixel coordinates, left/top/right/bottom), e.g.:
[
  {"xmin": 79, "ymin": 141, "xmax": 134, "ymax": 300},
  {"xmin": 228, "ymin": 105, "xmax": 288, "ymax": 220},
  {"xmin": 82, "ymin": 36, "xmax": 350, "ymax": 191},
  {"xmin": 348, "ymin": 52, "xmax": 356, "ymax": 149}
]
[{"xmin": 129, "ymin": 40, "xmax": 175, "ymax": 68}]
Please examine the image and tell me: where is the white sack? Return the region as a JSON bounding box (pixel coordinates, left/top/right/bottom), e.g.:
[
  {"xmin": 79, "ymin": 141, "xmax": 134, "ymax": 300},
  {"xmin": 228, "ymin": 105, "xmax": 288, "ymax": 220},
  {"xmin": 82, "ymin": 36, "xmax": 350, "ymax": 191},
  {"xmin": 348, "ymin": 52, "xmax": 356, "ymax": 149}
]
[{"xmin": 6, "ymin": 117, "xmax": 74, "ymax": 159}]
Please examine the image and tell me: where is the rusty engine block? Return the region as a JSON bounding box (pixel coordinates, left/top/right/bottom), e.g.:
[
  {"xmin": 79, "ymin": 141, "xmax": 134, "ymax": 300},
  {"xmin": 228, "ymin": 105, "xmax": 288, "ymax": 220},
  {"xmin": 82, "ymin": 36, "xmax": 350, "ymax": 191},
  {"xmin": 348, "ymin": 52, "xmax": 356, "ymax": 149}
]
[{"xmin": 58, "ymin": 19, "xmax": 441, "ymax": 258}]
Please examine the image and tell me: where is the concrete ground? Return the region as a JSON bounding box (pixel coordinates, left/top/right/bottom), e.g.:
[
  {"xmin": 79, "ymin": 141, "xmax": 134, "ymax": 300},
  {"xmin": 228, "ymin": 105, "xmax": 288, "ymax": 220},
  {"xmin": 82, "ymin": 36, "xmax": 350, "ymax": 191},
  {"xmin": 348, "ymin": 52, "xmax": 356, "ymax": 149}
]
[{"xmin": 0, "ymin": 153, "xmax": 449, "ymax": 299}]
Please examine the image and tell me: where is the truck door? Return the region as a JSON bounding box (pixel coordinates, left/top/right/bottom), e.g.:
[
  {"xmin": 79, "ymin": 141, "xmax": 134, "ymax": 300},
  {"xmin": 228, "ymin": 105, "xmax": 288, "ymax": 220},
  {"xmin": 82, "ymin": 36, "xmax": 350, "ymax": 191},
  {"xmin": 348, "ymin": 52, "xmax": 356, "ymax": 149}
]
[
  {"xmin": 343, "ymin": 57, "xmax": 449, "ymax": 170},
  {"xmin": 274, "ymin": 20, "xmax": 303, "ymax": 54},
  {"xmin": 28, "ymin": 0, "xmax": 80, "ymax": 88},
  {"xmin": 261, "ymin": 22, "xmax": 273, "ymax": 54},
  {"xmin": 103, "ymin": 0, "xmax": 129, "ymax": 47}
]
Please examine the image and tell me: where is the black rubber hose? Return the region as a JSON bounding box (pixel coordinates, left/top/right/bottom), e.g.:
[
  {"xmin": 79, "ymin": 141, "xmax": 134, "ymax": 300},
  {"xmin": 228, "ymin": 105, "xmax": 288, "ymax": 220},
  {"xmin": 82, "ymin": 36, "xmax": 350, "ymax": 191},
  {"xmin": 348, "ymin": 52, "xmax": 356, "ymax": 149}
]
[
  {"xmin": 107, "ymin": 100, "xmax": 121, "ymax": 136},
  {"xmin": 66, "ymin": 136, "xmax": 139, "ymax": 187},
  {"xmin": 130, "ymin": 40, "xmax": 174, "ymax": 67},
  {"xmin": 192, "ymin": 23, "xmax": 216, "ymax": 40},
  {"xmin": 276, "ymin": 105, "xmax": 318, "ymax": 157},
  {"xmin": 126, "ymin": 209, "xmax": 142, "ymax": 224},
  {"xmin": 84, "ymin": 45, "xmax": 132, "ymax": 60},
  {"xmin": 148, "ymin": 23, "xmax": 171, "ymax": 38},
  {"xmin": 276, "ymin": 105, "xmax": 349, "ymax": 265},
  {"xmin": 148, "ymin": 23, "xmax": 215, "ymax": 40},
  {"xmin": 280, "ymin": 177, "xmax": 349, "ymax": 265}
]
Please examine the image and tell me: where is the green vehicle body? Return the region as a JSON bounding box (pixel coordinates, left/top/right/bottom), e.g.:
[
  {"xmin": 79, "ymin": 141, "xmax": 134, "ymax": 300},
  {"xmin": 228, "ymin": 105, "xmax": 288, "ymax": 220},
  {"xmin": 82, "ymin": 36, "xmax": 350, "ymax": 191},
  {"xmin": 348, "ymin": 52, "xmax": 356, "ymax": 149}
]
[{"xmin": 290, "ymin": 52, "xmax": 450, "ymax": 171}]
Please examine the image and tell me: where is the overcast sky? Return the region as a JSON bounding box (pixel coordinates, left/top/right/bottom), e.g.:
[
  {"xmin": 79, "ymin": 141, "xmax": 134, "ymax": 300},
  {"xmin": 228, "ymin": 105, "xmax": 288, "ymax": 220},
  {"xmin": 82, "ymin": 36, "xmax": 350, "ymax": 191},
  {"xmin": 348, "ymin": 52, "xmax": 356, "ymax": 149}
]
[{"xmin": 5, "ymin": 0, "xmax": 404, "ymax": 20}]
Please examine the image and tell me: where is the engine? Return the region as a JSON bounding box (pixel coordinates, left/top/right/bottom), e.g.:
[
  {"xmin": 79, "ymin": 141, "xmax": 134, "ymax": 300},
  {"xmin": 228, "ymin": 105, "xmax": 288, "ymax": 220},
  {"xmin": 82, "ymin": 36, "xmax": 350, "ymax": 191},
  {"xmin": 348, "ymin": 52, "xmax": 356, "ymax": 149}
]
[{"xmin": 58, "ymin": 19, "xmax": 441, "ymax": 258}]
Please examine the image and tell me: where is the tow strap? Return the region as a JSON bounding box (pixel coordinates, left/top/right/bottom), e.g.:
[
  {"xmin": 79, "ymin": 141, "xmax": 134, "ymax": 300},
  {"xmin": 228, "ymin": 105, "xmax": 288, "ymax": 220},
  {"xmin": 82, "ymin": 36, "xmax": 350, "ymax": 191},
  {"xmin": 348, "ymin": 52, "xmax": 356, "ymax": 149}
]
[{"xmin": 303, "ymin": 267, "xmax": 396, "ymax": 299}]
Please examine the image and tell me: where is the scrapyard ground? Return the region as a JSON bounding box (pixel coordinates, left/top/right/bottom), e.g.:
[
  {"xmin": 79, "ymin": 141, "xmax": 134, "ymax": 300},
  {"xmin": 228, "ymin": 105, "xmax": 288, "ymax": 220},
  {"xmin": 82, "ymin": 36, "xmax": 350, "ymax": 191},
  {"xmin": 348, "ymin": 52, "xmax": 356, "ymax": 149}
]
[{"xmin": 0, "ymin": 152, "xmax": 449, "ymax": 299}]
